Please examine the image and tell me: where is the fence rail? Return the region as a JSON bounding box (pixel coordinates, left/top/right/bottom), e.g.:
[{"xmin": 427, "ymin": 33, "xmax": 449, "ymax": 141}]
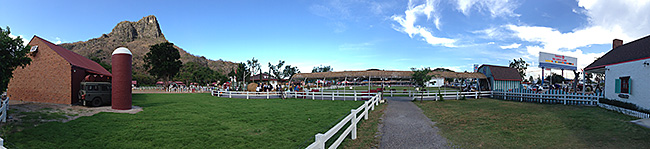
[
  {"xmin": 411, "ymin": 91, "xmax": 492, "ymax": 100},
  {"xmin": 212, "ymin": 90, "xmax": 376, "ymax": 101},
  {"xmin": 491, "ymin": 90, "xmax": 602, "ymax": 106},
  {"xmin": 306, "ymin": 93, "xmax": 383, "ymax": 149},
  {"xmin": 212, "ymin": 91, "xmax": 283, "ymax": 99}
]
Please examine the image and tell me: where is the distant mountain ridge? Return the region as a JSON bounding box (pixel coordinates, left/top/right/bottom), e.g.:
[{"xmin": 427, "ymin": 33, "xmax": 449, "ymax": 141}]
[{"xmin": 59, "ymin": 15, "xmax": 237, "ymax": 76}]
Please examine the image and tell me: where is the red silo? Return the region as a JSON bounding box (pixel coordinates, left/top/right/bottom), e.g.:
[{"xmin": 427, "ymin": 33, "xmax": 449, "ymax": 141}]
[{"xmin": 111, "ymin": 47, "xmax": 132, "ymax": 110}]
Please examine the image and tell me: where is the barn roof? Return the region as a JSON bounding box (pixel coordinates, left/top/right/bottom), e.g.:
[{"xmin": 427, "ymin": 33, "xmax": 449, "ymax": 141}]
[
  {"xmin": 584, "ymin": 34, "xmax": 650, "ymax": 72},
  {"xmin": 30, "ymin": 36, "xmax": 112, "ymax": 76},
  {"xmin": 290, "ymin": 70, "xmax": 486, "ymax": 80},
  {"xmin": 478, "ymin": 65, "xmax": 522, "ymax": 81}
]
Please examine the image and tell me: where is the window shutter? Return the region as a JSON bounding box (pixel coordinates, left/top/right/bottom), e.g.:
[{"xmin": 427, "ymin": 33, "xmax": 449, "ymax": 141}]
[
  {"xmin": 628, "ymin": 79, "xmax": 632, "ymax": 94},
  {"xmin": 615, "ymin": 79, "xmax": 621, "ymax": 93}
]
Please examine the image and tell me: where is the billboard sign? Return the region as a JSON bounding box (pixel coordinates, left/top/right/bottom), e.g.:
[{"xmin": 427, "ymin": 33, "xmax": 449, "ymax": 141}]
[{"xmin": 538, "ymin": 52, "xmax": 577, "ymax": 70}]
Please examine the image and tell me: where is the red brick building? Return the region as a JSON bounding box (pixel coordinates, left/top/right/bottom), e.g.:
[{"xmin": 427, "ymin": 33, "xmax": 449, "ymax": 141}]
[{"xmin": 7, "ymin": 36, "xmax": 112, "ymax": 104}]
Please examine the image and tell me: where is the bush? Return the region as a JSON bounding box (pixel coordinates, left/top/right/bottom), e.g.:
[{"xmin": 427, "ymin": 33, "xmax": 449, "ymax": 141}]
[{"xmin": 599, "ymin": 98, "xmax": 650, "ymax": 114}]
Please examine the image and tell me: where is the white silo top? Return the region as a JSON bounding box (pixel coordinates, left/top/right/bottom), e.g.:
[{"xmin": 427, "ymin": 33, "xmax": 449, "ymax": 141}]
[{"xmin": 112, "ymin": 47, "xmax": 132, "ymax": 55}]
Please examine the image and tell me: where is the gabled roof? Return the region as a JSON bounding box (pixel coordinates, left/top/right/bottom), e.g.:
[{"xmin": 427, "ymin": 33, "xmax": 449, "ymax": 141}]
[
  {"xmin": 585, "ymin": 35, "xmax": 650, "ymax": 71},
  {"xmin": 30, "ymin": 36, "xmax": 112, "ymax": 76},
  {"xmin": 478, "ymin": 65, "xmax": 522, "ymax": 81}
]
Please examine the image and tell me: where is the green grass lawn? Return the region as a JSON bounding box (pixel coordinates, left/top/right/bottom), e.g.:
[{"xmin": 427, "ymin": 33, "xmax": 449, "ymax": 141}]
[
  {"xmin": 5, "ymin": 93, "xmax": 363, "ymax": 148},
  {"xmin": 416, "ymin": 98, "xmax": 650, "ymax": 148}
]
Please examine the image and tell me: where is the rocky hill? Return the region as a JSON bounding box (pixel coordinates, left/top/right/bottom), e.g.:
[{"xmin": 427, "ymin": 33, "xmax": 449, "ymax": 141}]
[{"xmin": 59, "ymin": 15, "xmax": 238, "ymax": 76}]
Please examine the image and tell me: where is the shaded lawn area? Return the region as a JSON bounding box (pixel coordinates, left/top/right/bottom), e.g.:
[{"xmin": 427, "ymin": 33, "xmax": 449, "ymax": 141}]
[
  {"xmin": 416, "ymin": 98, "xmax": 650, "ymax": 148},
  {"xmin": 6, "ymin": 93, "xmax": 363, "ymax": 148}
]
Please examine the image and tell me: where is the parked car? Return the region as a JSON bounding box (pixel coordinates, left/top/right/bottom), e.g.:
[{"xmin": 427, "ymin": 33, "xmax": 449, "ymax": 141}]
[{"xmin": 79, "ymin": 82, "xmax": 111, "ymax": 107}]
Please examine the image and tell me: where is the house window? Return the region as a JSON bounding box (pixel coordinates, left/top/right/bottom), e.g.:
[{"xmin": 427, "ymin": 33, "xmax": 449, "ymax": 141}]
[{"xmin": 615, "ymin": 76, "xmax": 631, "ymax": 94}]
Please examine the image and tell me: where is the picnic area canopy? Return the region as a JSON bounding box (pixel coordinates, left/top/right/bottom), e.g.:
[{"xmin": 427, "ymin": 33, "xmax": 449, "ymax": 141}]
[{"xmin": 290, "ymin": 70, "xmax": 486, "ymax": 81}]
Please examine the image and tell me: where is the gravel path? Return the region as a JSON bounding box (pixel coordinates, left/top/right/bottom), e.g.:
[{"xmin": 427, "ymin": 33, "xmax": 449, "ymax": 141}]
[{"xmin": 380, "ymin": 97, "xmax": 449, "ymax": 149}]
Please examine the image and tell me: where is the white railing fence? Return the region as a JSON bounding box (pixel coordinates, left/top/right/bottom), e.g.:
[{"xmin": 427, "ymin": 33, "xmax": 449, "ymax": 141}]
[
  {"xmin": 212, "ymin": 90, "xmax": 377, "ymax": 101},
  {"xmin": 411, "ymin": 91, "xmax": 492, "ymax": 100},
  {"xmin": 491, "ymin": 89, "xmax": 602, "ymax": 106},
  {"xmin": 212, "ymin": 91, "xmax": 282, "ymax": 99},
  {"xmin": 306, "ymin": 93, "xmax": 383, "ymax": 149}
]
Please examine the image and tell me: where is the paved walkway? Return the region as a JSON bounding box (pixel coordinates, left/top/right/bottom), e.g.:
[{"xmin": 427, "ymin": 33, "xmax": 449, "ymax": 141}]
[{"xmin": 380, "ymin": 97, "xmax": 449, "ymax": 149}]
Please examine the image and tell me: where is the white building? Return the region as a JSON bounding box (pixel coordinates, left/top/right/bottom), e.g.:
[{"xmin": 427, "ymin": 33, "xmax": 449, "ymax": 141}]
[{"xmin": 585, "ymin": 36, "xmax": 650, "ymax": 110}]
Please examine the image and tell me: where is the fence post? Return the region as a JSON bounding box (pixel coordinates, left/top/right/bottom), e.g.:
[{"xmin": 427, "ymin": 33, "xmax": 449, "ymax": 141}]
[
  {"xmin": 364, "ymin": 101, "xmax": 370, "ymax": 120},
  {"xmin": 456, "ymin": 91, "xmax": 459, "ymax": 100},
  {"xmin": 312, "ymin": 92, "xmax": 315, "ymax": 100},
  {"xmin": 267, "ymin": 92, "xmax": 269, "ymax": 99},
  {"xmin": 246, "ymin": 92, "xmax": 249, "ymax": 99},
  {"xmin": 315, "ymin": 133, "xmax": 325, "ymax": 149},
  {"xmin": 351, "ymin": 109, "xmax": 357, "ymax": 140}
]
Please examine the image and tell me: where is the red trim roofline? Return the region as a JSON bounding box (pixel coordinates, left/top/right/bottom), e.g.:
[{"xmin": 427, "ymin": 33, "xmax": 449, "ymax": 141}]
[{"xmin": 584, "ymin": 56, "xmax": 650, "ymax": 71}]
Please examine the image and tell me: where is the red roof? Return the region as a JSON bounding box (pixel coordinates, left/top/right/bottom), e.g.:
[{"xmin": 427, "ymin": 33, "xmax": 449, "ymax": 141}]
[
  {"xmin": 31, "ymin": 36, "xmax": 112, "ymax": 76},
  {"xmin": 478, "ymin": 64, "xmax": 523, "ymax": 81}
]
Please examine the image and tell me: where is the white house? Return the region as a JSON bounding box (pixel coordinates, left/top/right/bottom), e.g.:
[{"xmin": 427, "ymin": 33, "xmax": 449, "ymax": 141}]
[
  {"xmin": 426, "ymin": 78, "xmax": 444, "ymax": 87},
  {"xmin": 584, "ymin": 36, "xmax": 650, "ymax": 110}
]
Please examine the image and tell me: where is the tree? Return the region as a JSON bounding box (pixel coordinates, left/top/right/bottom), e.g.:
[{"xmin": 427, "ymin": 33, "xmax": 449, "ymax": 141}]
[
  {"xmin": 411, "ymin": 67, "xmax": 433, "ymax": 103},
  {"xmin": 433, "ymin": 68, "xmax": 453, "ymax": 72},
  {"xmin": 90, "ymin": 57, "xmax": 111, "ymax": 72},
  {"xmin": 143, "ymin": 42, "xmax": 182, "ymax": 88},
  {"xmin": 312, "ymin": 65, "xmax": 333, "ymax": 73},
  {"xmin": 268, "ymin": 60, "xmax": 285, "ymax": 81},
  {"xmin": 1, "ymin": 26, "xmax": 32, "ymax": 92},
  {"xmin": 509, "ymin": 58, "xmax": 529, "ymax": 80},
  {"xmin": 283, "ymin": 65, "xmax": 300, "ymax": 79},
  {"xmin": 228, "ymin": 63, "xmax": 250, "ymax": 90},
  {"xmin": 247, "ymin": 57, "xmax": 260, "ymax": 83}
]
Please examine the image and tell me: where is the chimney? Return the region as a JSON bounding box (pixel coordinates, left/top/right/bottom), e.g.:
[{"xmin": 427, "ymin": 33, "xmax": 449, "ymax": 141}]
[{"xmin": 613, "ymin": 39, "xmax": 623, "ymax": 49}]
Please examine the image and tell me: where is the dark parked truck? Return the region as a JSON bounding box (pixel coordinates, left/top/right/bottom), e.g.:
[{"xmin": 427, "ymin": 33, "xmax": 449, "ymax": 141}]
[{"xmin": 79, "ymin": 82, "xmax": 112, "ymax": 107}]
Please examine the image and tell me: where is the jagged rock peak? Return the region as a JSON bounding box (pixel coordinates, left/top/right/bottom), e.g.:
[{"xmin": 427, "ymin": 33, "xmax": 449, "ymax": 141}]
[{"xmin": 108, "ymin": 15, "xmax": 163, "ymax": 42}]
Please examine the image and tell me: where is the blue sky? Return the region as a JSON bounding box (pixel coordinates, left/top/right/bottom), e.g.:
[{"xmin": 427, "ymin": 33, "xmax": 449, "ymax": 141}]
[{"xmin": 3, "ymin": 0, "xmax": 650, "ymax": 79}]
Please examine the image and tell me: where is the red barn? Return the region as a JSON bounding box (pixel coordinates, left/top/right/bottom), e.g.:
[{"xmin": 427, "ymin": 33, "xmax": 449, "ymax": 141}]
[{"xmin": 7, "ymin": 36, "xmax": 112, "ymax": 104}]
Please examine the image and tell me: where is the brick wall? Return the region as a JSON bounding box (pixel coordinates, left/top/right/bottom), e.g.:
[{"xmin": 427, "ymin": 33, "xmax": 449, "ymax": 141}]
[{"xmin": 7, "ymin": 39, "xmax": 72, "ymax": 104}]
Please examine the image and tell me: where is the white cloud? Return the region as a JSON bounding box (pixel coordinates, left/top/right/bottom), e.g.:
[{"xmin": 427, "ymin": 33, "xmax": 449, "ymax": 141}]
[
  {"xmin": 502, "ymin": 0, "xmax": 650, "ymax": 78},
  {"xmin": 391, "ymin": 0, "xmax": 456, "ymax": 47},
  {"xmin": 8, "ymin": 34, "xmax": 29, "ymax": 46},
  {"xmin": 55, "ymin": 37, "xmax": 62, "ymax": 44},
  {"xmin": 578, "ymin": 0, "xmax": 650, "ymax": 38},
  {"xmin": 499, "ymin": 43, "xmax": 521, "ymax": 49},
  {"xmin": 453, "ymin": 0, "xmax": 520, "ymax": 17}
]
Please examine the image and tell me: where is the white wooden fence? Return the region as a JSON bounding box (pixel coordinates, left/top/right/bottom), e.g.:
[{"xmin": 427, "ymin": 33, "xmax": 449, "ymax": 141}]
[
  {"xmin": 411, "ymin": 91, "xmax": 492, "ymax": 100},
  {"xmin": 306, "ymin": 93, "xmax": 383, "ymax": 149},
  {"xmin": 491, "ymin": 89, "xmax": 602, "ymax": 106},
  {"xmin": 212, "ymin": 91, "xmax": 282, "ymax": 99},
  {"xmin": 212, "ymin": 90, "xmax": 376, "ymax": 101}
]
